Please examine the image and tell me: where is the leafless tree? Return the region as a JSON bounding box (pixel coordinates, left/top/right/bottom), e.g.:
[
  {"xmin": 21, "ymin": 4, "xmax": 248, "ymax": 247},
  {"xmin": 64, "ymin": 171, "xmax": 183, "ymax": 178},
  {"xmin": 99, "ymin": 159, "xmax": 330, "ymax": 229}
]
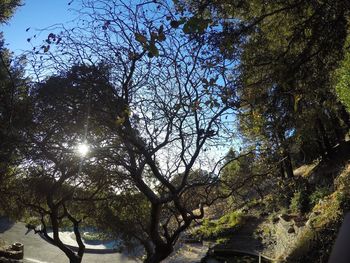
[{"xmin": 27, "ymin": 0, "xmax": 241, "ymax": 262}]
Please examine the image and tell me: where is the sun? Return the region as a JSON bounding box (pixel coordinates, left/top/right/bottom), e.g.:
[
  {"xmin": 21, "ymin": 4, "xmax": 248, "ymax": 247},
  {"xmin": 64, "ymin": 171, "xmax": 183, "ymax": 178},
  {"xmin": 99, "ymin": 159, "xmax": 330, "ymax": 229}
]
[{"xmin": 76, "ymin": 142, "xmax": 90, "ymax": 157}]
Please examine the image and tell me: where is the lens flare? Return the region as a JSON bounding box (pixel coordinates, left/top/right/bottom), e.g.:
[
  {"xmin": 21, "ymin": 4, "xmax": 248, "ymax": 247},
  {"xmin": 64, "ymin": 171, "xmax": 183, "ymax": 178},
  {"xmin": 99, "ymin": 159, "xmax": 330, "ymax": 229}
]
[{"xmin": 77, "ymin": 143, "xmax": 90, "ymax": 157}]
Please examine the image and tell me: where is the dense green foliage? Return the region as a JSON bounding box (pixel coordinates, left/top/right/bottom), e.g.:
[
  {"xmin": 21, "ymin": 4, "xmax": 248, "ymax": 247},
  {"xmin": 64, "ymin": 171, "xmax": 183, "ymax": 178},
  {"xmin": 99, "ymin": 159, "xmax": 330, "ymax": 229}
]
[
  {"xmin": 192, "ymin": 211, "xmax": 243, "ymax": 240},
  {"xmin": 173, "ymin": 1, "xmax": 350, "ymax": 261},
  {"xmin": 0, "ymin": 0, "xmax": 28, "ymax": 217},
  {"xmin": 0, "ymin": 0, "xmax": 21, "ymax": 23},
  {"xmin": 177, "ymin": 0, "xmax": 350, "ymax": 166},
  {"xmin": 289, "ymin": 191, "xmax": 308, "ymax": 214},
  {"xmin": 335, "ymin": 48, "xmax": 350, "ymax": 113}
]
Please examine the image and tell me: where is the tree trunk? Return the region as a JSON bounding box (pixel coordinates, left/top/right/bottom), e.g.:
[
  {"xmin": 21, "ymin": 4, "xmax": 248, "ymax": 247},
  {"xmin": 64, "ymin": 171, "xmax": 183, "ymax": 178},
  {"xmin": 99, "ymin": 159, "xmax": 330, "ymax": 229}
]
[
  {"xmin": 145, "ymin": 203, "xmax": 174, "ymax": 263},
  {"xmin": 73, "ymin": 222, "xmax": 85, "ymax": 261},
  {"xmin": 316, "ymin": 137, "xmax": 327, "ymax": 158},
  {"xmin": 283, "ymin": 152, "xmax": 294, "ymax": 178},
  {"xmin": 65, "ymin": 206, "xmax": 85, "ymax": 261},
  {"xmin": 279, "ymin": 163, "xmax": 285, "ymax": 178},
  {"xmin": 51, "ymin": 215, "xmax": 82, "ymax": 263},
  {"xmin": 48, "ymin": 205, "xmax": 82, "ymax": 263},
  {"xmin": 316, "ymin": 118, "xmax": 333, "ymax": 155},
  {"xmin": 144, "ymin": 245, "xmax": 173, "ymax": 263},
  {"xmin": 337, "ymin": 103, "xmax": 350, "ymax": 130},
  {"xmin": 330, "ymin": 113, "xmax": 344, "ymax": 143},
  {"xmin": 68, "ymin": 256, "xmax": 82, "ymax": 263},
  {"xmin": 277, "ymin": 131, "xmax": 293, "ymax": 178}
]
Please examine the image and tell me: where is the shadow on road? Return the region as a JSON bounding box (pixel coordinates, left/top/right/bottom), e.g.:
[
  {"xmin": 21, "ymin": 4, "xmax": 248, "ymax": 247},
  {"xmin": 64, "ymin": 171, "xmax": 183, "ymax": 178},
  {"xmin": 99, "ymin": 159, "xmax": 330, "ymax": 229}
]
[{"xmin": 0, "ymin": 216, "xmax": 14, "ymax": 233}]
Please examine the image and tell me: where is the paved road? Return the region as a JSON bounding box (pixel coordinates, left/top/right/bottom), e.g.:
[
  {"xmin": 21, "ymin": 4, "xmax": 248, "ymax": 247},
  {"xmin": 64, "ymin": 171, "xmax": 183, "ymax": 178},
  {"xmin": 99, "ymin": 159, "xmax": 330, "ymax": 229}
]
[{"xmin": 0, "ymin": 217, "xmax": 138, "ymax": 263}]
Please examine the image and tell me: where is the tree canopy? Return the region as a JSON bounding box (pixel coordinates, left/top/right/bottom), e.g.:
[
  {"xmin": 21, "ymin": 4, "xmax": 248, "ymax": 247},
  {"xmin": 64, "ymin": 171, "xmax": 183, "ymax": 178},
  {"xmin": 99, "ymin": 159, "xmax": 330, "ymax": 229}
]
[{"xmin": 0, "ymin": 0, "xmax": 21, "ymax": 23}]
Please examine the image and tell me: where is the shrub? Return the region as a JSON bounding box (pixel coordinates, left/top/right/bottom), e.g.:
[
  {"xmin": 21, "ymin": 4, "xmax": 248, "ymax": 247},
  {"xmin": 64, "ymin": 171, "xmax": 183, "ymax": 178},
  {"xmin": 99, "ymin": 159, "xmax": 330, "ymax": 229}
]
[
  {"xmin": 81, "ymin": 231, "xmax": 111, "ymax": 241},
  {"xmin": 24, "ymin": 216, "xmax": 41, "ymax": 227},
  {"xmin": 289, "ymin": 191, "xmax": 308, "ymax": 214},
  {"xmin": 309, "ymin": 187, "xmax": 331, "ymax": 207},
  {"xmin": 192, "ymin": 211, "xmax": 243, "ymax": 240}
]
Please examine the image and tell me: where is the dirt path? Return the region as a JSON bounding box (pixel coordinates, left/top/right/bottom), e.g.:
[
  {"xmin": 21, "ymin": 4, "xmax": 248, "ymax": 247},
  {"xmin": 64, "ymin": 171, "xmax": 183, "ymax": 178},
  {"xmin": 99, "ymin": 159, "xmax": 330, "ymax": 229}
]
[{"xmin": 164, "ymin": 243, "xmax": 209, "ymax": 263}]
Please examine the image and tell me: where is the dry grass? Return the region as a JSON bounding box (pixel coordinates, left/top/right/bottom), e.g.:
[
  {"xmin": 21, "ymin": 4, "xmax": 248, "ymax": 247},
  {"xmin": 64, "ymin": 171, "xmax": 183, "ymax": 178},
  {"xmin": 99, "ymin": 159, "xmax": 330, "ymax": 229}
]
[
  {"xmin": 335, "ymin": 163, "xmax": 350, "ymax": 191},
  {"xmin": 311, "ymin": 191, "xmax": 343, "ymax": 229},
  {"xmin": 293, "ymin": 161, "xmax": 319, "ymax": 177},
  {"xmin": 0, "ymin": 238, "xmax": 6, "ymax": 250}
]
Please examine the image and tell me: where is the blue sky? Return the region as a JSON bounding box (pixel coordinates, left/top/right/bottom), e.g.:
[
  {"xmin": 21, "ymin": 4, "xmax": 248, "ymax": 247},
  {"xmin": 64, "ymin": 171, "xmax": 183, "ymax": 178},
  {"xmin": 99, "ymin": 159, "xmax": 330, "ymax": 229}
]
[{"xmin": 1, "ymin": 0, "xmax": 77, "ymax": 53}]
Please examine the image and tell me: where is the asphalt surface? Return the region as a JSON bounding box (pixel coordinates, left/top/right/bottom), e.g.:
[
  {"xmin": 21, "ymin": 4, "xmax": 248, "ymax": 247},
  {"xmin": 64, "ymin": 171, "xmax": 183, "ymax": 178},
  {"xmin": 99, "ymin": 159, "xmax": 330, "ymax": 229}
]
[{"xmin": 0, "ymin": 217, "xmax": 138, "ymax": 263}]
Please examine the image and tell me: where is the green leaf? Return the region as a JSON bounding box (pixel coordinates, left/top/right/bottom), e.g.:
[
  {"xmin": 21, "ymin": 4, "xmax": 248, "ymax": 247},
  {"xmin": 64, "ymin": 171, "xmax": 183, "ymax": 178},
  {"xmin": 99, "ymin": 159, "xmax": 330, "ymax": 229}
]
[
  {"xmin": 115, "ymin": 116, "xmax": 125, "ymax": 126},
  {"xmin": 158, "ymin": 25, "xmax": 164, "ymax": 35},
  {"xmin": 170, "ymin": 20, "xmax": 180, "ymax": 28},
  {"xmin": 174, "ymin": 104, "xmax": 181, "ymax": 111},
  {"xmin": 43, "ymin": 45, "xmax": 50, "ymax": 53},
  {"xmin": 135, "ymin": 33, "xmax": 147, "ymax": 45},
  {"xmin": 158, "ymin": 32, "xmax": 166, "ymax": 41},
  {"xmin": 149, "ymin": 43, "xmax": 159, "ymax": 57},
  {"xmin": 294, "ymin": 94, "xmax": 302, "ymax": 112},
  {"xmin": 183, "ymin": 16, "xmax": 209, "ymax": 34}
]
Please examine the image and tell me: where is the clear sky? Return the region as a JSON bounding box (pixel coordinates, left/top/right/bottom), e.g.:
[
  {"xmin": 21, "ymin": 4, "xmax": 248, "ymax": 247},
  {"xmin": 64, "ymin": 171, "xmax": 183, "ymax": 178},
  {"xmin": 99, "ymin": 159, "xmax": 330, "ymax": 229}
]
[{"xmin": 0, "ymin": 0, "xmax": 78, "ymax": 53}]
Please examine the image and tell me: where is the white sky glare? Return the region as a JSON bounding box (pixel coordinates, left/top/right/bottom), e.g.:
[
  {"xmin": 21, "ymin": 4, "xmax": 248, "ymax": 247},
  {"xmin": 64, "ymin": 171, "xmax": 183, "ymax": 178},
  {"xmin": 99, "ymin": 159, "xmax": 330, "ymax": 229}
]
[{"xmin": 76, "ymin": 142, "xmax": 90, "ymax": 157}]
